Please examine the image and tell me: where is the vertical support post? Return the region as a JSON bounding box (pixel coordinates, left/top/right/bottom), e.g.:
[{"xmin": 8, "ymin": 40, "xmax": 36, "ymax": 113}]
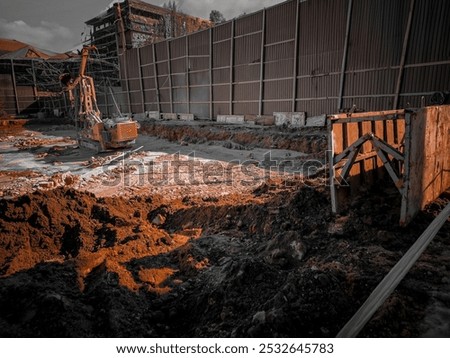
[
  {"xmin": 209, "ymin": 28, "xmax": 213, "ymax": 120},
  {"xmin": 393, "ymin": 0, "xmax": 415, "ymax": 109},
  {"xmin": 291, "ymin": 0, "xmax": 300, "ymax": 113},
  {"xmin": 229, "ymin": 19, "xmax": 235, "ymax": 115},
  {"xmin": 137, "ymin": 47, "xmax": 145, "ymax": 114},
  {"xmin": 338, "ymin": 0, "xmax": 353, "ymax": 111},
  {"xmin": 10, "ymin": 59, "xmax": 20, "ymax": 114},
  {"xmin": 103, "ymin": 83, "xmax": 110, "ymax": 117},
  {"xmin": 125, "ymin": 51, "xmax": 132, "ymax": 115},
  {"xmin": 30, "ymin": 59, "xmax": 40, "ymax": 112},
  {"xmin": 31, "ymin": 60, "xmax": 38, "ymax": 100},
  {"xmin": 167, "ymin": 41, "xmax": 173, "ymax": 113},
  {"xmin": 152, "ymin": 43, "xmax": 161, "ymax": 113},
  {"xmin": 186, "ymin": 36, "xmax": 190, "ymax": 114},
  {"xmin": 116, "ymin": 3, "xmax": 131, "ymax": 114},
  {"xmin": 258, "ymin": 9, "xmax": 266, "ymax": 116},
  {"xmin": 328, "ymin": 118, "xmax": 338, "ymax": 213},
  {"xmin": 63, "ymin": 92, "xmax": 68, "ymax": 117},
  {"xmin": 400, "ymin": 112, "xmax": 412, "ymax": 225}
]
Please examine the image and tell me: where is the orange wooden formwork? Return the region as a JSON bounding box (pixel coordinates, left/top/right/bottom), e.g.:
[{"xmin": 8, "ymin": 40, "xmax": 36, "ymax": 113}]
[{"xmin": 328, "ymin": 105, "xmax": 450, "ymax": 226}]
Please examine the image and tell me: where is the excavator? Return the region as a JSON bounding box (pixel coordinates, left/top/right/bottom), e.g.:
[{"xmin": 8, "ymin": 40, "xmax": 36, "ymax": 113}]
[{"xmin": 60, "ymin": 45, "xmax": 138, "ymax": 152}]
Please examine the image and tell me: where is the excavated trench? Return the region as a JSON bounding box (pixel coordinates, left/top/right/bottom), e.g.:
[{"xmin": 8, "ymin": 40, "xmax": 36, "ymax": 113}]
[
  {"xmin": 139, "ymin": 121, "xmax": 327, "ymax": 155},
  {"xmin": 0, "ymin": 121, "xmax": 449, "ymax": 337},
  {"xmin": 0, "ymin": 182, "xmax": 449, "ymax": 337}
]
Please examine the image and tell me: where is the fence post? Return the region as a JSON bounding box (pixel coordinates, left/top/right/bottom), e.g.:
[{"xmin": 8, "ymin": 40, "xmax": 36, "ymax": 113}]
[
  {"xmin": 393, "ymin": 0, "xmax": 415, "ymax": 109},
  {"xmin": 152, "ymin": 43, "xmax": 160, "ymax": 113},
  {"xmin": 291, "ymin": 0, "xmax": 300, "ymax": 113},
  {"xmin": 259, "ymin": 9, "xmax": 266, "ymax": 116},
  {"xmin": 10, "ymin": 59, "xmax": 19, "ymax": 114},
  {"xmin": 338, "ymin": 0, "xmax": 353, "ymax": 111}
]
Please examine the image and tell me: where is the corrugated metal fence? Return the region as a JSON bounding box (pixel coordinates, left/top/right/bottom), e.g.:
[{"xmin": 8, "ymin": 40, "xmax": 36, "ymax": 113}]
[{"xmin": 118, "ymin": 0, "xmax": 450, "ymax": 119}]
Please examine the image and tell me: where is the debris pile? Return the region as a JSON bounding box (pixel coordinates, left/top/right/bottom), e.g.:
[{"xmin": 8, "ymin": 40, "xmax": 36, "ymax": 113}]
[{"xmin": 0, "ymin": 184, "xmax": 448, "ymax": 337}]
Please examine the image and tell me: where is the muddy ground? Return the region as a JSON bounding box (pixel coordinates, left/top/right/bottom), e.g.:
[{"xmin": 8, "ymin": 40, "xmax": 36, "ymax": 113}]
[{"xmin": 0, "ymin": 121, "xmax": 449, "ymax": 338}]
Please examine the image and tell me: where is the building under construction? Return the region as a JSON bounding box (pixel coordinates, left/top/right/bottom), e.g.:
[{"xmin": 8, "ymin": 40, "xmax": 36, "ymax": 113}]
[
  {"xmin": 85, "ymin": 0, "xmax": 211, "ymax": 81},
  {"xmin": 0, "ymin": 0, "xmax": 449, "ymax": 341},
  {"xmin": 0, "ymin": 0, "xmax": 211, "ymax": 117}
]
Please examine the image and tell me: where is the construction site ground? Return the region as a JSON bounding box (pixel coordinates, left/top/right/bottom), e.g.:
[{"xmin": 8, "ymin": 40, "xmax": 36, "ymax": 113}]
[{"xmin": 0, "ymin": 120, "xmax": 449, "ymax": 338}]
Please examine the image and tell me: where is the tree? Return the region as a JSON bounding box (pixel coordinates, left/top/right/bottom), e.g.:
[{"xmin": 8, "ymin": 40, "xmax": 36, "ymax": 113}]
[
  {"xmin": 209, "ymin": 10, "xmax": 226, "ymax": 24},
  {"xmin": 163, "ymin": 1, "xmax": 177, "ymax": 12},
  {"xmin": 162, "ymin": 1, "xmax": 179, "ymax": 38}
]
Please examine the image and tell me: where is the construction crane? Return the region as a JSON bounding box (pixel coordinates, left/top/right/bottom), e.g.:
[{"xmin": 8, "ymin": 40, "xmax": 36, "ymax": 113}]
[{"xmin": 60, "ymin": 45, "xmax": 138, "ymax": 152}]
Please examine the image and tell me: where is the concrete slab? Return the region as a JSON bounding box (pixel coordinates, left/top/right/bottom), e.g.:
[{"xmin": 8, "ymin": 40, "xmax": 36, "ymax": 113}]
[
  {"xmin": 217, "ymin": 115, "xmax": 245, "ymax": 124},
  {"xmin": 178, "ymin": 113, "xmax": 194, "ymax": 121},
  {"xmin": 306, "ymin": 114, "xmax": 327, "ymax": 127},
  {"xmin": 255, "ymin": 116, "xmax": 275, "ymax": 126},
  {"xmin": 133, "ymin": 113, "xmax": 147, "ymax": 121},
  {"xmin": 146, "ymin": 111, "xmax": 160, "ymax": 120},
  {"xmin": 274, "ymin": 112, "xmax": 306, "ymax": 127},
  {"xmin": 161, "ymin": 113, "xmax": 178, "ymax": 120},
  {"xmin": 291, "ymin": 113, "xmax": 306, "ymax": 127}
]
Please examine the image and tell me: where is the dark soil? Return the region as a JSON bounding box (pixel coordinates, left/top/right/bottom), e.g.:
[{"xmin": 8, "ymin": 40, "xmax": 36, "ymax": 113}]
[
  {"xmin": 140, "ymin": 121, "xmax": 327, "ymax": 155},
  {"xmin": 0, "ymin": 184, "xmax": 449, "ymax": 337}
]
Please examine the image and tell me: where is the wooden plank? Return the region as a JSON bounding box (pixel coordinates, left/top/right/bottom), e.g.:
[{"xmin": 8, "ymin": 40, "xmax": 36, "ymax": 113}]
[
  {"xmin": 438, "ymin": 107, "xmax": 450, "ymax": 198},
  {"xmin": 400, "ymin": 106, "xmax": 450, "ymax": 223},
  {"xmin": 403, "ymin": 109, "xmax": 425, "ymax": 224},
  {"xmin": 396, "ymin": 119, "xmax": 406, "ymax": 146},
  {"xmin": 346, "ymin": 122, "xmax": 361, "ymax": 189},
  {"xmin": 331, "ymin": 121, "xmax": 351, "ymax": 212},
  {"xmin": 374, "ymin": 119, "xmax": 384, "ymax": 175},
  {"xmin": 333, "ymin": 123, "xmax": 345, "ymax": 155},
  {"xmin": 400, "ymin": 112, "xmax": 412, "ymax": 225},
  {"xmin": 329, "ymin": 109, "xmax": 406, "ymax": 120},
  {"xmin": 328, "ymin": 120, "xmax": 338, "ymax": 213},
  {"xmin": 372, "ymin": 137, "xmax": 404, "ymax": 161},
  {"xmin": 385, "ymin": 119, "xmax": 395, "ymax": 146},
  {"xmin": 333, "ymin": 123, "xmax": 345, "ymax": 188},
  {"xmin": 361, "ymin": 121, "xmax": 374, "ymax": 183},
  {"xmin": 337, "ymin": 201, "xmax": 450, "ymax": 338},
  {"xmin": 334, "ymin": 133, "xmax": 371, "ymax": 164},
  {"xmin": 427, "ymin": 107, "xmax": 438, "ymax": 203},
  {"xmin": 376, "ymin": 149, "xmax": 403, "ymax": 192}
]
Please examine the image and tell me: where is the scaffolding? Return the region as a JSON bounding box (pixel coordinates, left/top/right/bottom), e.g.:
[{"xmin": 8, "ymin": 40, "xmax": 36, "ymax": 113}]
[{"xmin": 0, "ymin": 52, "xmax": 122, "ymax": 117}]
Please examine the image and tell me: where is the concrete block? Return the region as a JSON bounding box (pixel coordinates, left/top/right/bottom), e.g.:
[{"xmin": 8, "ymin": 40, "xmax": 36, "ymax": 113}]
[
  {"xmin": 178, "ymin": 113, "xmax": 195, "ymax": 121},
  {"xmin": 274, "ymin": 112, "xmax": 306, "ymax": 127},
  {"xmin": 306, "ymin": 114, "xmax": 327, "ymax": 127},
  {"xmin": 244, "ymin": 114, "xmax": 258, "ymax": 122},
  {"xmin": 217, "ymin": 115, "xmax": 245, "ymax": 124},
  {"xmin": 161, "ymin": 113, "xmax": 178, "ymax": 120},
  {"xmin": 146, "ymin": 111, "xmax": 160, "ymax": 120},
  {"xmin": 290, "ymin": 113, "xmax": 306, "ymax": 127},
  {"xmin": 133, "ymin": 113, "xmax": 147, "ymax": 121},
  {"xmin": 255, "ymin": 116, "xmax": 275, "ymax": 126},
  {"xmin": 274, "ymin": 112, "xmax": 290, "ymax": 126}
]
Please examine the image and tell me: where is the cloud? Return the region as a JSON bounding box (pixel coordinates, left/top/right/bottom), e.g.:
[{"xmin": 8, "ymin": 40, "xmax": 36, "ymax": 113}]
[
  {"xmin": 159, "ymin": 0, "xmax": 285, "ymax": 20},
  {"xmin": 0, "ymin": 18, "xmax": 74, "ymax": 52}
]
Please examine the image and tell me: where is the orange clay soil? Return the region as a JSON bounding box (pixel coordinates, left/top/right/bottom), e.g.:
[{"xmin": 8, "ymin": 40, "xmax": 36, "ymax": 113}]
[{"xmin": 0, "ymin": 184, "xmax": 449, "ymax": 337}]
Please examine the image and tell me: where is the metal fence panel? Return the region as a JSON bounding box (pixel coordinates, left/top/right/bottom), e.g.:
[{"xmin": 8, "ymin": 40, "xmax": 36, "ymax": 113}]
[{"xmin": 116, "ymin": 0, "xmax": 450, "ymax": 119}]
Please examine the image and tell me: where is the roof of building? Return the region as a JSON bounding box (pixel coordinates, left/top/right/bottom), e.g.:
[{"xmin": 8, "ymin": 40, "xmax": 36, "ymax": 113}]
[
  {"xmin": 0, "ymin": 39, "xmax": 77, "ymax": 60},
  {"xmin": 0, "ymin": 39, "xmax": 29, "ymax": 56}
]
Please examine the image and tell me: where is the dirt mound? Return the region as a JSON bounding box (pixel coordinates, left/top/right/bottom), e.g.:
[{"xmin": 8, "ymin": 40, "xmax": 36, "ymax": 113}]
[
  {"xmin": 0, "ymin": 185, "xmax": 449, "ymax": 337},
  {"xmin": 140, "ymin": 121, "xmax": 327, "ymax": 154}
]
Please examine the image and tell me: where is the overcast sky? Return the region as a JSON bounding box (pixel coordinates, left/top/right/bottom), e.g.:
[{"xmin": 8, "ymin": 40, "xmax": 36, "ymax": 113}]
[{"xmin": 0, "ymin": 0, "xmax": 285, "ymax": 53}]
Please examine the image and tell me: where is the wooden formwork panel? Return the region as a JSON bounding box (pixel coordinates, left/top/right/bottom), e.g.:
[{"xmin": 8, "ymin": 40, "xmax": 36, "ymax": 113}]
[
  {"xmin": 329, "ymin": 106, "xmax": 450, "ymax": 226},
  {"xmin": 401, "ymin": 105, "xmax": 450, "ymax": 224},
  {"xmin": 329, "ymin": 110, "xmax": 407, "ymax": 213}
]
